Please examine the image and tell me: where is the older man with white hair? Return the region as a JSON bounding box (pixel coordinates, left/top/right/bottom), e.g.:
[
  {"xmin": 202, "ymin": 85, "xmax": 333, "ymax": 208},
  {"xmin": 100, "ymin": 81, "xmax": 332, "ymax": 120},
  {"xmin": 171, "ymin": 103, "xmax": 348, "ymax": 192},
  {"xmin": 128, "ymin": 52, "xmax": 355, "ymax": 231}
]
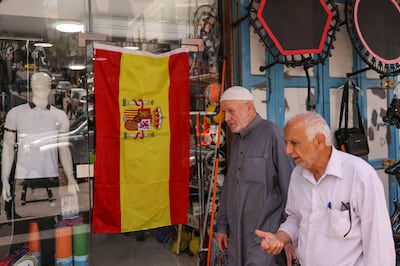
[
  {"xmin": 215, "ymin": 86, "xmax": 295, "ymax": 265},
  {"xmin": 256, "ymin": 111, "xmax": 395, "ymax": 266}
]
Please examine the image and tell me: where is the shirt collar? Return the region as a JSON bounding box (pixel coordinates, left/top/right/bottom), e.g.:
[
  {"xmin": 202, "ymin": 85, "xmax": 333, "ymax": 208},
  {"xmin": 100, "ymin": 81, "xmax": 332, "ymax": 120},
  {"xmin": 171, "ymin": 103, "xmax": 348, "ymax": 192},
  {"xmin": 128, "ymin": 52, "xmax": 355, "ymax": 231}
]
[
  {"xmin": 324, "ymin": 147, "xmax": 344, "ymax": 179},
  {"xmin": 29, "ymin": 102, "xmax": 51, "ymax": 110},
  {"xmin": 238, "ymin": 114, "xmax": 261, "ymax": 138},
  {"xmin": 301, "ymin": 146, "xmax": 344, "ymax": 183}
]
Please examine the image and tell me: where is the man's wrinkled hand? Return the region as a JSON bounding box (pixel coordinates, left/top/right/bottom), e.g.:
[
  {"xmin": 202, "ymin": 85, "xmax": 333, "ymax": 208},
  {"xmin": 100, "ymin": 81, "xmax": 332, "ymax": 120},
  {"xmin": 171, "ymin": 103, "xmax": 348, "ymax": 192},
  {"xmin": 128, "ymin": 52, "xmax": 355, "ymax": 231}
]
[
  {"xmin": 216, "ymin": 232, "xmax": 228, "ymax": 253},
  {"xmin": 255, "ymin": 229, "xmax": 284, "ymax": 255},
  {"xmin": 284, "ymin": 243, "xmax": 298, "ymax": 266}
]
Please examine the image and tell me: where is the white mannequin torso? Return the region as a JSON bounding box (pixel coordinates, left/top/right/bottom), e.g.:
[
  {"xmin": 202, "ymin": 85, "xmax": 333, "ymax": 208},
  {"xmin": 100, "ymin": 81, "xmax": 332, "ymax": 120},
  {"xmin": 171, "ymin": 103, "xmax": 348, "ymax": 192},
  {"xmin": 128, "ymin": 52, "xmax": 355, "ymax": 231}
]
[{"xmin": 1, "ymin": 72, "xmax": 79, "ymax": 201}]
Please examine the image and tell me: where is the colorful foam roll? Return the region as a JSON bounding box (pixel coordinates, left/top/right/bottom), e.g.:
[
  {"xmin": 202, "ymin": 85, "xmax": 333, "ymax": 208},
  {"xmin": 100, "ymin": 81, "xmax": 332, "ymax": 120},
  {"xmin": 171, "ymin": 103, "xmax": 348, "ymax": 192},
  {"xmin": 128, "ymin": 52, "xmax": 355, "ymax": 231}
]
[
  {"xmin": 55, "ymin": 226, "xmax": 72, "ymax": 265},
  {"xmin": 28, "ymin": 221, "xmax": 41, "ymax": 264},
  {"xmin": 73, "ymin": 224, "xmax": 89, "ymax": 266}
]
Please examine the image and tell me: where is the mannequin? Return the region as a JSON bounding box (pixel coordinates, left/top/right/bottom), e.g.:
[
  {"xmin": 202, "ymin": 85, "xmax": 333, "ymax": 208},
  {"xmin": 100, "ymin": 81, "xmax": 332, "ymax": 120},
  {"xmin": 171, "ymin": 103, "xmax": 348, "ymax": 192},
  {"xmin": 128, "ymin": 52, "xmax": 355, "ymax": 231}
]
[{"xmin": 1, "ymin": 72, "xmax": 79, "ymax": 203}]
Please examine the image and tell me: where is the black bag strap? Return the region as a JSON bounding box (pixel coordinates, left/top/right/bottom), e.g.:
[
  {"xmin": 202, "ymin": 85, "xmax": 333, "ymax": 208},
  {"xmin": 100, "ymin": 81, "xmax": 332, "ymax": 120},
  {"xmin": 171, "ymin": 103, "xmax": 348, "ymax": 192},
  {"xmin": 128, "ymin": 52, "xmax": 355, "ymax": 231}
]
[
  {"xmin": 350, "ymin": 81, "xmax": 364, "ymax": 129},
  {"xmin": 338, "ymin": 81, "xmax": 364, "ymax": 130},
  {"xmin": 9, "ymin": 142, "xmax": 18, "ymax": 192},
  {"xmin": 338, "ymin": 81, "xmax": 349, "ymax": 130}
]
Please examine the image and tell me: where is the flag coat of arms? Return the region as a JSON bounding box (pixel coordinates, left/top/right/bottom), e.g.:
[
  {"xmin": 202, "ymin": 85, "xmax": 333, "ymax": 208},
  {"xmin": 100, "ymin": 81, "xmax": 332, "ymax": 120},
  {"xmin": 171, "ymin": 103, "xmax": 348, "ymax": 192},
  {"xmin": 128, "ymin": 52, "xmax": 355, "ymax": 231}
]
[{"xmin": 92, "ymin": 43, "xmax": 190, "ymax": 233}]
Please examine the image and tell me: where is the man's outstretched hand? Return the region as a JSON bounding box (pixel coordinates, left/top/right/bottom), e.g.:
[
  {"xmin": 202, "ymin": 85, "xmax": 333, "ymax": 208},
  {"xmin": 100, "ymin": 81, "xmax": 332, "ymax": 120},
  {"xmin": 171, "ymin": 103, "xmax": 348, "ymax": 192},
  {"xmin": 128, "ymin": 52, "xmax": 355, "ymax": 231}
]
[{"xmin": 255, "ymin": 230, "xmax": 284, "ymax": 255}]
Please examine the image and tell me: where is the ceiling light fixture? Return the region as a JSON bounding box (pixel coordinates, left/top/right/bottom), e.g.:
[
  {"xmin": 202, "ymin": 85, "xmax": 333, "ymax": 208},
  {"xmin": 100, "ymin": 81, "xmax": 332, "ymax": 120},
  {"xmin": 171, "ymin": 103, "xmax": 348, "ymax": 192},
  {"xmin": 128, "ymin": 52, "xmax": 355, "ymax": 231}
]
[
  {"xmin": 69, "ymin": 64, "xmax": 86, "ymax": 70},
  {"xmin": 56, "ymin": 22, "xmax": 84, "ymax": 33},
  {"xmin": 124, "ymin": 46, "xmax": 140, "ymax": 51},
  {"xmin": 34, "ymin": 42, "xmax": 53, "ymax": 48}
]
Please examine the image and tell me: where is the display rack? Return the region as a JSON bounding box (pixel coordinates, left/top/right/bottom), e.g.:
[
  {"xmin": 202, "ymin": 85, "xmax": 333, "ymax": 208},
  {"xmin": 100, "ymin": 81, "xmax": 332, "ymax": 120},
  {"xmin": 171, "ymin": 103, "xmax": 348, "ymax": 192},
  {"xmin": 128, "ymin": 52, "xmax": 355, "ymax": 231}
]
[{"xmin": 184, "ymin": 50, "xmax": 226, "ymax": 265}]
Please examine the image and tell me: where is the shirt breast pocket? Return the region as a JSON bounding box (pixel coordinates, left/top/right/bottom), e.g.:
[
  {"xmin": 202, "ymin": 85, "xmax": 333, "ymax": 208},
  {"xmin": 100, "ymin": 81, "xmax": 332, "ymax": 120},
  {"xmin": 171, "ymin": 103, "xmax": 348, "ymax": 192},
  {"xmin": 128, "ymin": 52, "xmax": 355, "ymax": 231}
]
[
  {"xmin": 243, "ymin": 157, "xmax": 266, "ymax": 184},
  {"xmin": 325, "ymin": 207, "xmax": 353, "ymax": 239}
]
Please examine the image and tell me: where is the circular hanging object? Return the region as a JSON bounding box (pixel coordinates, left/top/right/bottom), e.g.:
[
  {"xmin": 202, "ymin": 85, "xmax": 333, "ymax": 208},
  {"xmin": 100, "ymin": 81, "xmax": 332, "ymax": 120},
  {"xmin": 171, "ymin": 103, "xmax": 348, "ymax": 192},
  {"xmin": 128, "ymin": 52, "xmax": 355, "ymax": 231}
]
[
  {"xmin": 203, "ymin": 125, "xmax": 226, "ymax": 148},
  {"xmin": 204, "ymin": 103, "xmax": 224, "ymax": 125},
  {"xmin": 204, "ymin": 83, "xmax": 221, "ymax": 107},
  {"xmin": 247, "ymin": 0, "xmax": 341, "ymax": 68},
  {"xmin": 193, "ymin": 5, "xmax": 220, "ymax": 74},
  {"xmin": 205, "ymin": 149, "xmax": 226, "ymax": 172},
  {"xmin": 345, "ymin": 0, "xmax": 400, "ymax": 76},
  {"xmin": 193, "ymin": 5, "xmax": 218, "ymax": 39}
]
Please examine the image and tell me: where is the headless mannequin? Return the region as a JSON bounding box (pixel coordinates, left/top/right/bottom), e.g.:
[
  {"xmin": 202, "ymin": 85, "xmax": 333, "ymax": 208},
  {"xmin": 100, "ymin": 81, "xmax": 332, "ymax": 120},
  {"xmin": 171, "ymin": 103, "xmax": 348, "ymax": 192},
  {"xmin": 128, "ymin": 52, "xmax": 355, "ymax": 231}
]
[{"xmin": 1, "ymin": 72, "xmax": 79, "ymax": 202}]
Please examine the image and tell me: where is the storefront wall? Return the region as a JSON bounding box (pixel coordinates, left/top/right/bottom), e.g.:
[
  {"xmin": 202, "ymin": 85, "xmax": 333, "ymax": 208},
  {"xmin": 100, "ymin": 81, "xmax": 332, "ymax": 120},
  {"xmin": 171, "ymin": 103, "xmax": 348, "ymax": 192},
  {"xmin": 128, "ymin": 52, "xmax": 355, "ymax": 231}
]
[
  {"xmin": 1, "ymin": 0, "xmax": 399, "ymax": 264},
  {"xmin": 0, "ymin": 0, "xmax": 217, "ymax": 265}
]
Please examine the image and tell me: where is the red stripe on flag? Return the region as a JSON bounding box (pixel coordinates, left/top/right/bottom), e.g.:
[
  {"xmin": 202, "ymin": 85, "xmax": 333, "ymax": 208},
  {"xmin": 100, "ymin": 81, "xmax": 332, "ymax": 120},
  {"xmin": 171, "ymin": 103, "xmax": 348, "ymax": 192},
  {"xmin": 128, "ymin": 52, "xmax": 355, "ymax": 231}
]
[
  {"xmin": 168, "ymin": 52, "xmax": 190, "ymax": 225},
  {"xmin": 93, "ymin": 49, "xmax": 122, "ymax": 233}
]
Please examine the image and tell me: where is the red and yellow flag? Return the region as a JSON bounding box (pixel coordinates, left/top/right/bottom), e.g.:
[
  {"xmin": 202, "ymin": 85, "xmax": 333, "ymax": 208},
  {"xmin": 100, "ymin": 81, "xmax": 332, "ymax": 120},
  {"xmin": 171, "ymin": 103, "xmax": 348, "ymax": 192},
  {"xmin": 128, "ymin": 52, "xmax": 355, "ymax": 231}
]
[{"xmin": 92, "ymin": 44, "xmax": 190, "ymax": 233}]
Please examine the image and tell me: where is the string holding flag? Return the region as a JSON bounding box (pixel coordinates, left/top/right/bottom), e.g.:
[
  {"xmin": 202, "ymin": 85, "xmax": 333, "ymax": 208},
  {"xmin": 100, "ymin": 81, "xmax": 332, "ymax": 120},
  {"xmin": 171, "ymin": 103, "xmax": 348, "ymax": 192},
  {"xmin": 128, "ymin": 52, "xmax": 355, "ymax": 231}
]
[{"xmin": 92, "ymin": 43, "xmax": 191, "ymax": 233}]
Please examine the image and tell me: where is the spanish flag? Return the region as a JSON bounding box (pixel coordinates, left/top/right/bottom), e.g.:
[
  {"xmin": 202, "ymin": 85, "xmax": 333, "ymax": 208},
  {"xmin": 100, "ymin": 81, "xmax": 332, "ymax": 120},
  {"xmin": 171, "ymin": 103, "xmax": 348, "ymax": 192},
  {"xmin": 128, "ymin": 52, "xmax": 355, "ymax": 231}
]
[{"xmin": 92, "ymin": 43, "xmax": 190, "ymax": 233}]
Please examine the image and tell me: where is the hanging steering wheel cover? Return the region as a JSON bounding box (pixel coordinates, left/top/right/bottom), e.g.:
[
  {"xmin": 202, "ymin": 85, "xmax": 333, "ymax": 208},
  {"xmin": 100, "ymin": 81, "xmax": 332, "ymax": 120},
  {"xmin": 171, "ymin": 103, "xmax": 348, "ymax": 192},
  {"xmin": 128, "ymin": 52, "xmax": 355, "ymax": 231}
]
[{"xmin": 345, "ymin": 0, "xmax": 400, "ymax": 75}]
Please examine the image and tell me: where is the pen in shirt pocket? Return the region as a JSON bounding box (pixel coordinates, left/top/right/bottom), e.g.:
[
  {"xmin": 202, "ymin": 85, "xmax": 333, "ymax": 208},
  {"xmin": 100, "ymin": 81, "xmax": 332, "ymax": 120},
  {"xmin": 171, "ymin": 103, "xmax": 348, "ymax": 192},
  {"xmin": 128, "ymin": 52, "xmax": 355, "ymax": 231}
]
[{"xmin": 327, "ymin": 202, "xmax": 332, "ymax": 209}]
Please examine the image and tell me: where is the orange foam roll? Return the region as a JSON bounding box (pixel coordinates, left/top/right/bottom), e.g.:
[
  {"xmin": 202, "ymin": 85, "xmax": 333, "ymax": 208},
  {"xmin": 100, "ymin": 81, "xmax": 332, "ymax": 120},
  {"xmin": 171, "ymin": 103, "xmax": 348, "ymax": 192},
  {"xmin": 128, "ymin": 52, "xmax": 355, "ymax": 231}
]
[
  {"xmin": 27, "ymin": 221, "xmax": 41, "ymax": 264},
  {"xmin": 28, "ymin": 221, "xmax": 41, "ymax": 253},
  {"xmin": 55, "ymin": 226, "xmax": 72, "ymax": 259}
]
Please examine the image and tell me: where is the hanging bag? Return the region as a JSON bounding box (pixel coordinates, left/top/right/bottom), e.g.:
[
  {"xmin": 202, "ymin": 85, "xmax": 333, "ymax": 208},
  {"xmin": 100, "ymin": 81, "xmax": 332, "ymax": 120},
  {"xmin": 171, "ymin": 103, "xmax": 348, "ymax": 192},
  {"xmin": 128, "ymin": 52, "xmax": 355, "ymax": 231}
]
[{"xmin": 334, "ymin": 81, "xmax": 369, "ymax": 157}]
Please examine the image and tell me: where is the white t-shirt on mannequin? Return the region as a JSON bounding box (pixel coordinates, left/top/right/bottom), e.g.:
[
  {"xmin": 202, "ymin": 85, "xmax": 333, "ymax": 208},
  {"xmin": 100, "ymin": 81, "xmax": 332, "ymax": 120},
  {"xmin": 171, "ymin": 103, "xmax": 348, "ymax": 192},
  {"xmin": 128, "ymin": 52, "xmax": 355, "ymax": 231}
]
[
  {"xmin": 1, "ymin": 72, "xmax": 79, "ymax": 201},
  {"xmin": 5, "ymin": 102, "xmax": 69, "ymax": 179}
]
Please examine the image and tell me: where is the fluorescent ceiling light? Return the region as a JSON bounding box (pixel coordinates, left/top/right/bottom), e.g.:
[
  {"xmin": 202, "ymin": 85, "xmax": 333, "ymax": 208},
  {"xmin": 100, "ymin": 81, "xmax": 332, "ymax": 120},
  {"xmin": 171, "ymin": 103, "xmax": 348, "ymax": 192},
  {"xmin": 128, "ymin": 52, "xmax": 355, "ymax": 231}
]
[
  {"xmin": 34, "ymin": 42, "xmax": 53, "ymax": 48},
  {"xmin": 56, "ymin": 22, "xmax": 84, "ymax": 33},
  {"xmin": 69, "ymin": 64, "xmax": 86, "ymax": 70},
  {"xmin": 124, "ymin": 46, "xmax": 140, "ymax": 50}
]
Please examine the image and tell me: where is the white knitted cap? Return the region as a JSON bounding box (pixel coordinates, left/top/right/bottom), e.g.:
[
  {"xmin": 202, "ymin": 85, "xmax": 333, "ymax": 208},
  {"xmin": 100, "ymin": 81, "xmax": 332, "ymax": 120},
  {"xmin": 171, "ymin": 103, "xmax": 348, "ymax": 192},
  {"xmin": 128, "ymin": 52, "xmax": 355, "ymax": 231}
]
[{"xmin": 220, "ymin": 86, "xmax": 253, "ymax": 101}]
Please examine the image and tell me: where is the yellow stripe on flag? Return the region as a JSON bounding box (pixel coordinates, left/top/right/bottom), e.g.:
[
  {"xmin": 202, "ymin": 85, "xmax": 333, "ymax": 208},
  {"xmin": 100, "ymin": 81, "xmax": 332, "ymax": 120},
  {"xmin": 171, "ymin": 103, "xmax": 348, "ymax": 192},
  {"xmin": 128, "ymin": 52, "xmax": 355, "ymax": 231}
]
[{"xmin": 119, "ymin": 53, "xmax": 171, "ymax": 231}]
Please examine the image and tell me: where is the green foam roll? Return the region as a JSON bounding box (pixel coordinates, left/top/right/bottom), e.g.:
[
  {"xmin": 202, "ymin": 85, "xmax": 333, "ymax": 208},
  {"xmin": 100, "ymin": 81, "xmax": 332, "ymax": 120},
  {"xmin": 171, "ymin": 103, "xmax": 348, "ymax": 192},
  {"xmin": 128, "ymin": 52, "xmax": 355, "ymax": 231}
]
[{"xmin": 72, "ymin": 224, "xmax": 89, "ymax": 257}]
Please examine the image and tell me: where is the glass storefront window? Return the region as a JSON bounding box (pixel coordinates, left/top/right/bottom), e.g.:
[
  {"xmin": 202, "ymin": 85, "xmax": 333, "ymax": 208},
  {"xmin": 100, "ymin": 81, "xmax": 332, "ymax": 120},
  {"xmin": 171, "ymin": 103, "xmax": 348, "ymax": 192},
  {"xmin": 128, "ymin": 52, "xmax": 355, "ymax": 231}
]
[{"xmin": 0, "ymin": 0, "xmax": 219, "ymax": 265}]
